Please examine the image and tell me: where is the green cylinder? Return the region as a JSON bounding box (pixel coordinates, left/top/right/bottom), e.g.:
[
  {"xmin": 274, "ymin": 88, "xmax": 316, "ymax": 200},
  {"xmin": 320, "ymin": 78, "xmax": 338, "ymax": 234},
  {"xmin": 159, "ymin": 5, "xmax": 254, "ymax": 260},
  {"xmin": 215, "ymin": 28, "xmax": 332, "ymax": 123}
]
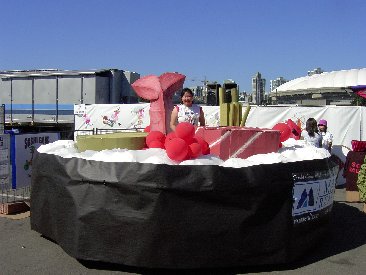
[
  {"xmin": 220, "ymin": 103, "xmax": 230, "ymax": 126},
  {"xmin": 219, "ymin": 87, "xmax": 225, "ymax": 105},
  {"xmin": 240, "ymin": 103, "xmax": 251, "ymax": 127},
  {"xmin": 231, "ymin": 88, "xmax": 239, "ymax": 103}
]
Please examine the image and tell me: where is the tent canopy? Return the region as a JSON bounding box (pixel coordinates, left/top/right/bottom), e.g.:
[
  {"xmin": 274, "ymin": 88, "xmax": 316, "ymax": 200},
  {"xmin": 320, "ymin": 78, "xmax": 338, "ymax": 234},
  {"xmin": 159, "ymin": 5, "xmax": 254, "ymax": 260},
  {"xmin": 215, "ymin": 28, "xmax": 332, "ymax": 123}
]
[{"xmin": 274, "ymin": 68, "xmax": 366, "ymax": 93}]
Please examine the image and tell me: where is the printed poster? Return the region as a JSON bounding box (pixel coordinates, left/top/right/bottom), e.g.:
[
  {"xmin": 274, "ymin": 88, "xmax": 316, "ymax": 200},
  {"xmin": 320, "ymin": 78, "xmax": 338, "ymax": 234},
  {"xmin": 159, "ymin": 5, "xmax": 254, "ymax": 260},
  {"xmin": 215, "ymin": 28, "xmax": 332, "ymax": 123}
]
[
  {"xmin": 292, "ymin": 166, "xmax": 338, "ymax": 225},
  {"xmin": 14, "ymin": 133, "xmax": 59, "ymax": 189}
]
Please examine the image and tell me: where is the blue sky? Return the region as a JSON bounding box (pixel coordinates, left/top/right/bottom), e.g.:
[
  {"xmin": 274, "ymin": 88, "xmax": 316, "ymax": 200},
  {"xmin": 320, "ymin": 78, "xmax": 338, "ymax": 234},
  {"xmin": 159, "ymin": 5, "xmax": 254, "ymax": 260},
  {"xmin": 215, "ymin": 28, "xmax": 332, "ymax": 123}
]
[{"xmin": 1, "ymin": 0, "xmax": 365, "ymax": 92}]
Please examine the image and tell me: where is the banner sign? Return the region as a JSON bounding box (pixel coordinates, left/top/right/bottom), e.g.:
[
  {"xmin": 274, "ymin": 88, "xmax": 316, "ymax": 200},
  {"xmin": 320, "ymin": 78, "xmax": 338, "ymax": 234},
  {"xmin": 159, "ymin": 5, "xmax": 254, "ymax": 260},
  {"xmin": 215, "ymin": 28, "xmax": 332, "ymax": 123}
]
[
  {"xmin": 12, "ymin": 132, "xmax": 60, "ymax": 189},
  {"xmin": 292, "ymin": 166, "xmax": 338, "ymax": 225},
  {"xmin": 75, "ymin": 104, "xmax": 366, "ymax": 150},
  {"xmin": 74, "ymin": 104, "xmax": 366, "ymax": 186}
]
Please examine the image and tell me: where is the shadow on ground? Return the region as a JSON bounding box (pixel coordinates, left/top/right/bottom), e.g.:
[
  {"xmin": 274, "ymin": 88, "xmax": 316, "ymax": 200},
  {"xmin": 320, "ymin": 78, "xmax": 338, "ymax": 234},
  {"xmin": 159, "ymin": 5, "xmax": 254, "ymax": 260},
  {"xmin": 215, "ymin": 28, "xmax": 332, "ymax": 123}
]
[{"xmin": 76, "ymin": 201, "xmax": 366, "ymax": 274}]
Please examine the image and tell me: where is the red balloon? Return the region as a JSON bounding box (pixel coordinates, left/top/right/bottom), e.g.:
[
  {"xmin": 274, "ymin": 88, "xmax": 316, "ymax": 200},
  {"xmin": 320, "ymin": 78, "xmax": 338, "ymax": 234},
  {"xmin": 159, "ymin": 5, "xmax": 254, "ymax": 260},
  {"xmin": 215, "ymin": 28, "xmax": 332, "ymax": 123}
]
[
  {"xmin": 175, "ymin": 122, "xmax": 195, "ymax": 143},
  {"xmin": 189, "ymin": 143, "xmax": 202, "ymax": 158},
  {"xmin": 193, "ymin": 136, "xmax": 210, "ymax": 155},
  {"xmin": 165, "ymin": 137, "xmax": 189, "ymax": 161},
  {"xmin": 144, "ymin": 125, "xmax": 151, "ymax": 132},
  {"xmin": 272, "ymin": 123, "xmax": 291, "ymax": 142},
  {"xmin": 146, "ymin": 131, "xmax": 166, "ymax": 147},
  {"xmin": 166, "ymin": 131, "xmax": 176, "ymax": 141},
  {"xmin": 148, "ymin": 140, "xmax": 165, "ymax": 149},
  {"xmin": 165, "ymin": 132, "xmax": 176, "ymax": 147}
]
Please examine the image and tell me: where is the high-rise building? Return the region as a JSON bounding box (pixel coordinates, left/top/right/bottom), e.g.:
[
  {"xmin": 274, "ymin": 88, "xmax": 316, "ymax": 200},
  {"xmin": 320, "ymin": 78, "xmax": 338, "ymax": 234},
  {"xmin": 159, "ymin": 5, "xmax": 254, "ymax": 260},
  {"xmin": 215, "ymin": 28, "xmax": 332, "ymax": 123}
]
[
  {"xmin": 252, "ymin": 72, "xmax": 266, "ymax": 105},
  {"xmin": 307, "ymin": 67, "xmax": 324, "ymax": 76},
  {"xmin": 270, "ymin": 77, "xmax": 288, "ymax": 92}
]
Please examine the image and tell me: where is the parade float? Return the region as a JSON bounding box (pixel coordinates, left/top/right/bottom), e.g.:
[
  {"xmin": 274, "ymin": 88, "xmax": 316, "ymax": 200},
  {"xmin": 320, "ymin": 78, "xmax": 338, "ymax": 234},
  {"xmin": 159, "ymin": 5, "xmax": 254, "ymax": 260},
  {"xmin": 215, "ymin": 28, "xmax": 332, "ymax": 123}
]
[{"xmin": 30, "ymin": 72, "xmax": 338, "ymax": 269}]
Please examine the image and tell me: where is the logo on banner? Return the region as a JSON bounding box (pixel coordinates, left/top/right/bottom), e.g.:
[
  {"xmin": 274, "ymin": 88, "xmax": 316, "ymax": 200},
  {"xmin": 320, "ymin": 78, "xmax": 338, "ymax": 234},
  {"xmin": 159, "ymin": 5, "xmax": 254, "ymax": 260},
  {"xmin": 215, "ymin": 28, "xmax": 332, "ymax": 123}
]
[
  {"xmin": 296, "ymin": 187, "xmax": 315, "ymax": 209},
  {"xmin": 292, "ymin": 168, "xmax": 337, "ymax": 225}
]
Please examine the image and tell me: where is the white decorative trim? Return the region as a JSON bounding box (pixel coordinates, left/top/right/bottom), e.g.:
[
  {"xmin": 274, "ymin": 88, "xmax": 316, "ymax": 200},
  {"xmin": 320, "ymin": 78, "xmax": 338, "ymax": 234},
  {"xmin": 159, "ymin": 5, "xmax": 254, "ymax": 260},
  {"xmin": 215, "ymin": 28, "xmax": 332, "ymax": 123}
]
[
  {"xmin": 230, "ymin": 132, "xmax": 263, "ymax": 158},
  {"xmin": 210, "ymin": 130, "xmax": 232, "ymax": 149}
]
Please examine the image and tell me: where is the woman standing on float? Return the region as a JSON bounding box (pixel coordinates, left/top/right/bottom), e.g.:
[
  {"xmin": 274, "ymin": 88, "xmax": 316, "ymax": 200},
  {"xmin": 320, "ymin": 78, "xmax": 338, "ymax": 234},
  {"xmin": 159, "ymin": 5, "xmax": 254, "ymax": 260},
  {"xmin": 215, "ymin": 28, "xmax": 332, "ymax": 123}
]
[
  {"xmin": 318, "ymin": 119, "xmax": 333, "ymax": 153},
  {"xmin": 170, "ymin": 88, "xmax": 205, "ymax": 132},
  {"xmin": 301, "ymin": 117, "xmax": 322, "ymax": 148}
]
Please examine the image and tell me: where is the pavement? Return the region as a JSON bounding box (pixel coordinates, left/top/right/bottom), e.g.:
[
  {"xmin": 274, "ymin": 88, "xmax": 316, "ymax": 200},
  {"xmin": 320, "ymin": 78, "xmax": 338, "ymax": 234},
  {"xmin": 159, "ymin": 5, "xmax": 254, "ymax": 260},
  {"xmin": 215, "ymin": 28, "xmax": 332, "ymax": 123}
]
[{"xmin": 1, "ymin": 188, "xmax": 366, "ymax": 275}]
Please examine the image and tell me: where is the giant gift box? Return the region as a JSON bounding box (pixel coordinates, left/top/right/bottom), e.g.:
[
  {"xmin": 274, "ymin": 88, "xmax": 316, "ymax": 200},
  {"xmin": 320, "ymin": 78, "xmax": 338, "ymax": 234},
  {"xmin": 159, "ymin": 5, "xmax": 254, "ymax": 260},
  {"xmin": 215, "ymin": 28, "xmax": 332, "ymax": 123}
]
[{"xmin": 196, "ymin": 126, "xmax": 280, "ymax": 160}]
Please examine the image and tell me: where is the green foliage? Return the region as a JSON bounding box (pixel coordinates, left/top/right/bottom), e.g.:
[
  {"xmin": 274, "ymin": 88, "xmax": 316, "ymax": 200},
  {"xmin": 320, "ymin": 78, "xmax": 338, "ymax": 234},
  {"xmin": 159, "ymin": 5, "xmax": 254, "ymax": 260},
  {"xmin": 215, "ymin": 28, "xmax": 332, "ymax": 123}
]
[
  {"xmin": 351, "ymin": 94, "xmax": 366, "ymax": 106},
  {"xmin": 357, "ymin": 156, "xmax": 366, "ymax": 202}
]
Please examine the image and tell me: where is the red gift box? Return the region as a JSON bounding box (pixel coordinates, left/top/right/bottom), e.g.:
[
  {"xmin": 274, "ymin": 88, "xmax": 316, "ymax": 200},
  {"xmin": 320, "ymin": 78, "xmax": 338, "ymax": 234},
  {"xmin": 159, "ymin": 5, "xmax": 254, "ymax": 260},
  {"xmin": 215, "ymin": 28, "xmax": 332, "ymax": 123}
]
[
  {"xmin": 195, "ymin": 126, "xmax": 280, "ymax": 160},
  {"xmin": 351, "ymin": 140, "xmax": 366, "ymax": 152}
]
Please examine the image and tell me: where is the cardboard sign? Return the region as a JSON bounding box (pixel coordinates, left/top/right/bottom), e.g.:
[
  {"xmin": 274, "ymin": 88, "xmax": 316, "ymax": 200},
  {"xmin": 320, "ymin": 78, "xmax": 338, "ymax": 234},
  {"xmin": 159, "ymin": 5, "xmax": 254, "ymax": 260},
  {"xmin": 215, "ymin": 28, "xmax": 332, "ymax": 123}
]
[
  {"xmin": 13, "ymin": 133, "xmax": 59, "ymax": 189},
  {"xmin": 292, "ymin": 166, "xmax": 338, "ymax": 225}
]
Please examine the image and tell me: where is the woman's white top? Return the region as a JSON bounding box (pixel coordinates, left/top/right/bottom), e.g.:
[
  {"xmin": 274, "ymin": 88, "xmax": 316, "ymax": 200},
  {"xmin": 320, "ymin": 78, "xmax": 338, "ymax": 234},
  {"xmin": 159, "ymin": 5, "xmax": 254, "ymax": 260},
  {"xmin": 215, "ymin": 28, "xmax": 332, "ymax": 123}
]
[
  {"xmin": 176, "ymin": 104, "xmax": 201, "ymax": 126},
  {"xmin": 320, "ymin": 131, "xmax": 333, "ymax": 150},
  {"xmin": 301, "ymin": 130, "xmax": 322, "ymax": 148}
]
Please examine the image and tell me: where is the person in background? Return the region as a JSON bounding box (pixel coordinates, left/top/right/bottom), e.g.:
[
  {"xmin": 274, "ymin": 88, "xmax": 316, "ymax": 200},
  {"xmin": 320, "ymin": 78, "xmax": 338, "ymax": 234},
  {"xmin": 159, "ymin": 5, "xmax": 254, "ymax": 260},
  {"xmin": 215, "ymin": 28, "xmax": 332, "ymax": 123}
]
[
  {"xmin": 318, "ymin": 119, "xmax": 333, "ymax": 152},
  {"xmin": 170, "ymin": 88, "xmax": 205, "ymax": 132},
  {"xmin": 301, "ymin": 117, "xmax": 322, "ymax": 148}
]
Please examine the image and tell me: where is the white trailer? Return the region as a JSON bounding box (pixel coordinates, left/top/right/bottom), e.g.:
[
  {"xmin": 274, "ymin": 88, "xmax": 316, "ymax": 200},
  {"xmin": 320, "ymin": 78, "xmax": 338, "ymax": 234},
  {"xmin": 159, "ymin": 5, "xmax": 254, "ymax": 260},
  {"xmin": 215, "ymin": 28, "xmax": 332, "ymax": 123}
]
[{"xmin": 0, "ymin": 69, "xmax": 140, "ymax": 127}]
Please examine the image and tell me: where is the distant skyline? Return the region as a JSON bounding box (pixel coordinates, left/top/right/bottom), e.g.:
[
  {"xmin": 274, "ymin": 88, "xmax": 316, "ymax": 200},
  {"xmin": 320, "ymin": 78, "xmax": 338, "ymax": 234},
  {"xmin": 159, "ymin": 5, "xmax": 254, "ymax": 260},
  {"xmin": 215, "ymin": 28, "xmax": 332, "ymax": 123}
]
[{"xmin": 1, "ymin": 0, "xmax": 365, "ymax": 92}]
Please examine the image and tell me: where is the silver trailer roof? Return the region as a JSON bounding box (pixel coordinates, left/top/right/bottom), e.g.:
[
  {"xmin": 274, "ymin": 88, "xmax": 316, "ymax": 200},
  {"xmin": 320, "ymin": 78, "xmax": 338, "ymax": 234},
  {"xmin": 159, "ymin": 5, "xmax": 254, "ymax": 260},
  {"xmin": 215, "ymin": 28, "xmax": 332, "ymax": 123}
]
[{"xmin": 0, "ymin": 69, "xmax": 123, "ymax": 79}]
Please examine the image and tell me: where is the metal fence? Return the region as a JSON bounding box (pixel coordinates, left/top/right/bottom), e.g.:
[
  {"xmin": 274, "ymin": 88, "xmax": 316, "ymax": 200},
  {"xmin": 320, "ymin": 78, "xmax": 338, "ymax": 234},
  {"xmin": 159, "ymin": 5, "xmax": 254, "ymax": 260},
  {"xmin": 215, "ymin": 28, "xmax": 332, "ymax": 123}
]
[
  {"xmin": 1, "ymin": 185, "xmax": 31, "ymax": 204},
  {"xmin": 75, "ymin": 127, "xmax": 145, "ymax": 136}
]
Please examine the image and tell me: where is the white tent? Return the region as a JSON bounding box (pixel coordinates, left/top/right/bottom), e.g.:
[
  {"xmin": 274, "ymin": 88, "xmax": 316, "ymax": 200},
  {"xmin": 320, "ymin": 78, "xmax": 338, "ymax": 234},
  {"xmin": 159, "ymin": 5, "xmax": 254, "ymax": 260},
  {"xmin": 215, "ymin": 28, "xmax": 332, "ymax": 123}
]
[{"xmin": 274, "ymin": 68, "xmax": 366, "ymax": 93}]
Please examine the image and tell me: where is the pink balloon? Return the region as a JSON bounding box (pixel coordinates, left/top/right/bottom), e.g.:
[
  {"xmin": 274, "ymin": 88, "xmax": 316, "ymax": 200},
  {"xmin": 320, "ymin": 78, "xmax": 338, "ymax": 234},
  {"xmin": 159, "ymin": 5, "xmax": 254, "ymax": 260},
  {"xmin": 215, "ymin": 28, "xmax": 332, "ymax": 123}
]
[
  {"xmin": 189, "ymin": 143, "xmax": 202, "ymax": 158},
  {"xmin": 272, "ymin": 123, "xmax": 291, "ymax": 142},
  {"xmin": 175, "ymin": 122, "xmax": 195, "ymax": 143},
  {"xmin": 193, "ymin": 136, "xmax": 210, "ymax": 155},
  {"xmin": 144, "ymin": 125, "xmax": 151, "ymax": 132},
  {"xmin": 165, "ymin": 138, "xmax": 189, "ymax": 161},
  {"xmin": 165, "ymin": 132, "xmax": 176, "ymax": 147},
  {"xmin": 146, "ymin": 131, "xmax": 166, "ymax": 147},
  {"xmin": 148, "ymin": 140, "xmax": 165, "ymax": 149},
  {"xmin": 166, "ymin": 131, "xmax": 176, "ymax": 141}
]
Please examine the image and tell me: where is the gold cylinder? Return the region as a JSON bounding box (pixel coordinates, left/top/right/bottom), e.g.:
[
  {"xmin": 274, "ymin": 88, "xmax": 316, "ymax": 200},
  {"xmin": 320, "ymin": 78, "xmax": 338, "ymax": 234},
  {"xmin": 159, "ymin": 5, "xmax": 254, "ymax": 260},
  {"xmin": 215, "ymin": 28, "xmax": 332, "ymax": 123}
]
[
  {"xmin": 219, "ymin": 87, "xmax": 225, "ymax": 105},
  {"xmin": 240, "ymin": 103, "xmax": 251, "ymax": 127},
  {"xmin": 220, "ymin": 103, "xmax": 230, "ymax": 126},
  {"xmin": 231, "ymin": 88, "xmax": 239, "ymax": 103}
]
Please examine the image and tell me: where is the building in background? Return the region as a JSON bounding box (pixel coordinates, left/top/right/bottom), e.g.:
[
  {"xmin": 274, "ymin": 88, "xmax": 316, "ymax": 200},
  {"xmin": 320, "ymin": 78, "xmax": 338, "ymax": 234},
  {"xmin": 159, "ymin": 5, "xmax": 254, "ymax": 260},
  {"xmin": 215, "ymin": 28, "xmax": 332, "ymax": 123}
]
[
  {"xmin": 269, "ymin": 68, "xmax": 366, "ymax": 106},
  {"xmin": 239, "ymin": 91, "xmax": 248, "ymax": 102},
  {"xmin": 122, "ymin": 71, "xmax": 140, "ymax": 103},
  {"xmin": 270, "ymin": 77, "xmax": 288, "ymax": 92},
  {"xmin": 0, "ymin": 68, "xmax": 140, "ymax": 135},
  {"xmin": 307, "ymin": 67, "xmax": 324, "ymax": 76},
  {"xmin": 252, "ymin": 72, "xmax": 266, "ymax": 105}
]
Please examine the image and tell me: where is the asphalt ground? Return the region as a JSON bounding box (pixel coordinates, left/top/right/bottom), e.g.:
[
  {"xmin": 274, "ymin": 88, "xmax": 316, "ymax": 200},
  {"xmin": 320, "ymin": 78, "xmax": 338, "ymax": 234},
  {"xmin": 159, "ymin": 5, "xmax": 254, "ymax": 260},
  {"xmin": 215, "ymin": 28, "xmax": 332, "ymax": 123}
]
[{"xmin": 1, "ymin": 187, "xmax": 366, "ymax": 275}]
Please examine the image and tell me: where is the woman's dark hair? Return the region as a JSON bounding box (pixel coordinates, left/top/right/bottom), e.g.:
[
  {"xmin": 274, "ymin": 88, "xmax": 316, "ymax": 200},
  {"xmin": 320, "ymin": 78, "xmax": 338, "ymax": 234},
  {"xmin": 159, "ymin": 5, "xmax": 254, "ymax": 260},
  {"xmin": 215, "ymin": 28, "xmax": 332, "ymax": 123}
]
[
  {"xmin": 180, "ymin": 88, "xmax": 194, "ymax": 98},
  {"xmin": 306, "ymin": 118, "xmax": 318, "ymax": 137}
]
